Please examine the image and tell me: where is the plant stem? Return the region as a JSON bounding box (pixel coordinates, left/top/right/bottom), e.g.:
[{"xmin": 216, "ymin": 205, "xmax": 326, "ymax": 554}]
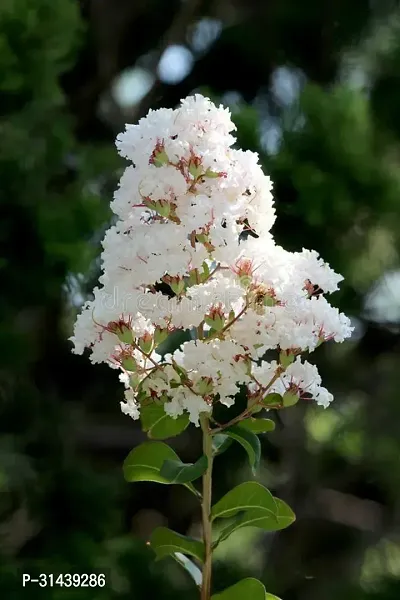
[
  {"xmin": 210, "ymin": 370, "xmax": 284, "ymax": 434},
  {"xmin": 200, "ymin": 414, "xmax": 214, "ymax": 600}
]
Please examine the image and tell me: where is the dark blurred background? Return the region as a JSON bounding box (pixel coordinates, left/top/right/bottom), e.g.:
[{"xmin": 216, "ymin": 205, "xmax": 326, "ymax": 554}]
[{"xmin": 2, "ymin": 0, "xmax": 400, "ymax": 598}]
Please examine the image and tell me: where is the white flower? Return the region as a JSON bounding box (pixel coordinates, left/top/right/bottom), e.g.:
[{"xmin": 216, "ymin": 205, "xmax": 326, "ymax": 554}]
[
  {"xmin": 120, "ymin": 389, "xmax": 140, "ymax": 420},
  {"xmin": 71, "ymin": 94, "xmax": 352, "ymax": 425}
]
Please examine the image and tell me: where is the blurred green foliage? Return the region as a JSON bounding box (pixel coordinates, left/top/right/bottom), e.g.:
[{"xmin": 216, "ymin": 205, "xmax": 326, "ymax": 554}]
[{"xmin": 2, "ymin": 0, "xmax": 400, "ymax": 599}]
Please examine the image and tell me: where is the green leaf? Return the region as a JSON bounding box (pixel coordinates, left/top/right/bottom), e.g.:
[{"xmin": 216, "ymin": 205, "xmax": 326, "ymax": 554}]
[
  {"xmin": 140, "ymin": 403, "xmax": 190, "ymax": 439},
  {"xmin": 217, "ymin": 497, "xmax": 296, "ymax": 544},
  {"xmin": 262, "ymin": 393, "xmax": 283, "ymax": 406},
  {"xmin": 149, "ymin": 527, "xmax": 205, "ymax": 563},
  {"xmin": 272, "ymin": 497, "xmax": 296, "ymax": 529},
  {"xmin": 123, "ymin": 441, "xmax": 198, "ymax": 496},
  {"xmin": 224, "ymin": 425, "xmax": 261, "ymax": 473},
  {"xmin": 173, "ymin": 553, "xmax": 202, "ymax": 586},
  {"xmin": 160, "ymin": 455, "xmax": 208, "ymax": 483},
  {"xmin": 211, "ymin": 578, "xmax": 281, "ymax": 599},
  {"xmin": 212, "ymin": 433, "xmax": 233, "ymax": 456},
  {"xmin": 211, "ymin": 481, "xmax": 277, "ymax": 521},
  {"xmin": 238, "ymin": 418, "xmax": 275, "ymax": 434}
]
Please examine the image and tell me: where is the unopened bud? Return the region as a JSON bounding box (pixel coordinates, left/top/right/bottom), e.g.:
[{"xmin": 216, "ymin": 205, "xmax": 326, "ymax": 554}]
[
  {"xmin": 282, "ymin": 390, "xmax": 299, "ymax": 407},
  {"xmin": 204, "ymin": 168, "xmax": 220, "ymax": 178},
  {"xmin": 170, "ymin": 277, "xmax": 185, "ymax": 295},
  {"xmin": 154, "ymin": 327, "xmax": 168, "ymax": 346},
  {"xmin": 188, "ymin": 269, "xmax": 201, "ymax": 286},
  {"xmin": 143, "ymin": 197, "xmax": 157, "ymax": 211},
  {"xmin": 152, "ymin": 149, "xmax": 169, "ymax": 167},
  {"xmin": 196, "ymin": 233, "xmax": 208, "ymax": 243},
  {"xmin": 108, "ymin": 321, "xmax": 134, "ymax": 344},
  {"xmin": 162, "ymin": 275, "xmax": 186, "ymax": 295},
  {"xmin": 263, "ymin": 392, "xmax": 283, "ymax": 406},
  {"xmin": 138, "ymin": 332, "xmax": 153, "ymax": 354},
  {"xmin": 122, "ymin": 355, "xmax": 138, "ymax": 371},
  {"xmin": 154, "ymin": 200, "xmax": 171, "ymax": 217},
  {"xmin": 129, "ymin": 373, "xmax": 140, "ymax": 388},
  {"xmin": 205, "ymin": 305, "xmax": 225, "ymax": 331},
  {"xmin": 189, "ymin": 158, "xmax": 203, "ymax": 179},
  {"xmin": 239, "ymin": 275, "xmax": 252, "ymax": 288},
  {"xmin": 194, "ymin": 376, "xmax": 214, "ymax": 395},
  {"xmin": 264, "ymin": 296, "xmax": 277, "ymax": 307},
  {"xmin": 279, "ymin": 351, "xmax": 295, "ymax": 368},
  {"xmin": 242, "ymin": 355, "xmax": 253, "ymax": 376}
]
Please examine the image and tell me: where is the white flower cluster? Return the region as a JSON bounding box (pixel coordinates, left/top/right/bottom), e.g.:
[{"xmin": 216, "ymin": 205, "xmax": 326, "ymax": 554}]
[{"xmin": 70, "ymin": 95, "xmax": 353, "ymax": 425}]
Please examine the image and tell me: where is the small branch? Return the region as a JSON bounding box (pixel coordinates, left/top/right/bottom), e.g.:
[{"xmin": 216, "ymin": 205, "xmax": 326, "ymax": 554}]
[
  {"xmin": 211, "ymin": 370, "xmax": 283, "ymax": 434},
  {"xmin": 204, "ymin": 302, "xmax": 249, "ymax": 344}
]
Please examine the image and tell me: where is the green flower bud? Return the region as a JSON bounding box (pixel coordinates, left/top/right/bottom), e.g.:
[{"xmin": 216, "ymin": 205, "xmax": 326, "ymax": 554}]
[
  {"xmin": 205, "ymin": 314, "xmax": 225, "ymax": 331},
  {"xmin": 139, "ymin": 332, "xmax": 153, "ymax": 354},
  {"xmin": 154, "ymin": 200, "xmax": 171, "ymax": 217},
  {"xmin": 194, "ymin": 377, "xmax": 214, "ymax": 395},
  {"xmin": 262, "ymin": 392, "xmax": 283, "ymax": 406},
  {"xmin": 282, "ymin": 390, "xmax": 299, "ymax": 407},
  {"xmin": 264, "ymin": 296, "xmax": 277, "ymax": 307},
  {"xmin": 116, "ymin": 324, "xmax": 134, "ymax": 344},
  {"xmin": 154, "ymin": 327, "xmax": 168, "ymax": 346},
  {"xmin": 153, "ymin": 149, "xmax": 169, "ymax": 167},
  {"xmin": 189, "ymin": 162, "xmax": 203, "ymax": 179},
  {"xmin": 129, "ymin": 373, "xmax": 140, "ymax": 388},
  {"xmin": 187, "ymin": 269, "xmax": 202, "ymax": 286},
  {"xmin": 279, "ymin": 351, "xmax": 295, "ymax": 368},
  {"xmin": 170, "ymin": 277, "xmax": 185, "ymax": 295},
  {"xmin": 122, "ymin": 356, "xmax": 137, "ymax": 371},
  {"xmin": 196, "ymin": 233, "xmax": 208, "ymax": 243},
  {"xmin": 204, "ymin": 168, "xmax": 220, "ymax": 178}
]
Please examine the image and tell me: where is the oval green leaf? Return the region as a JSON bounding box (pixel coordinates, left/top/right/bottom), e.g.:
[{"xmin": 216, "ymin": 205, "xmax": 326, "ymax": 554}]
[
  {"xmin": 238, "ymin": 418, "xmax": 275, "ymax": 434},
  {"xmin": 123, "ymin": 441, "xmax": 198, "ymax": 496},
  {"xmin": 211, "ymin": 481, "xmax": 277, "ymax": 521},
  {"xmin": 149, "ymin": 527, "xmax": 205, "ymax": 563},
  {"xmin": 224, "ymin": 426, "xmax": 261, "ymax": 474},
  {"xmin": 216, "ymin": 497, "xmax": 296, "ymax": 544},
  {"xmin": 160, "ymin": 455, "xmax": 208, "ymax": 483},
  {"xmin": 211, "ymin": 577, "xmax": 280, "ymax": 600},
  {"xmin": 140, "ymin": 403, "xmax": 190, "ymax": 439}
]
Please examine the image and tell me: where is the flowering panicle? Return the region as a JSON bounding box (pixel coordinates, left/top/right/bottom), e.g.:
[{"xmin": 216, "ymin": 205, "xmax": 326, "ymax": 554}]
[{"xmin": 70, "ymin": 95, "xmax": 353, "ymax": 425}]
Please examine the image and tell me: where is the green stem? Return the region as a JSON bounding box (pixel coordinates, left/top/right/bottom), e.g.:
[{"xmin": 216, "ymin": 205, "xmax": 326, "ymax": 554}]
[{"xmin": 200, "ymin": 414, "xmax": 214, "ymax": 600}]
